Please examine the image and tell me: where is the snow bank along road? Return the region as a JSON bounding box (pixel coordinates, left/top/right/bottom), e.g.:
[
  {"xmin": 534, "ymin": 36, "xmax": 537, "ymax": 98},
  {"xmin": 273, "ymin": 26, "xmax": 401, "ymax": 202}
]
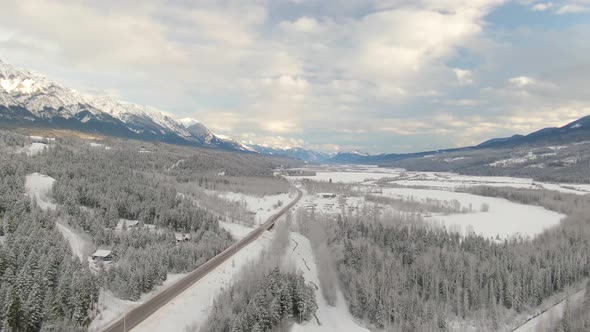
[{"xmin": 101, "ymin": 188, "xmax": 303, "ymax": 332}]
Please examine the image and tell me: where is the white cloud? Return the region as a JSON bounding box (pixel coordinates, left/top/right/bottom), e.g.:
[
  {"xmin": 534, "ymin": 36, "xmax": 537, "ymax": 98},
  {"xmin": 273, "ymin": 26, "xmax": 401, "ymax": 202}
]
[
  {"xmin": 280, "ymin": 16, "xmax": 322, "ymax": 33},
  {"xmin": 556, "ymin": 3, "xmax": 590, "ymax": 13},
  {"xmin": 0, "ymin": 0, "xmax": 187, "ymax": 69},
  {"xmin": 531, "ymin": 2, "xmax": 554, "ymax": 11},
  {"xmin": 509, "ymin": 76, "xmax": 537, "ymax": 88},
  {"xmin": 454, "ymin": 68, "xmax": 474, "ymax": 85}
]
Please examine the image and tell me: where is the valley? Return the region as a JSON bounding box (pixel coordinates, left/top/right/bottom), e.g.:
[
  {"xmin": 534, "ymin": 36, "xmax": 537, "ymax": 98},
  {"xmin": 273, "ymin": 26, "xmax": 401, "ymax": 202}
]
[{"xmin": 2, "ymin": 2, "xmax": 590, "ymax": 331}]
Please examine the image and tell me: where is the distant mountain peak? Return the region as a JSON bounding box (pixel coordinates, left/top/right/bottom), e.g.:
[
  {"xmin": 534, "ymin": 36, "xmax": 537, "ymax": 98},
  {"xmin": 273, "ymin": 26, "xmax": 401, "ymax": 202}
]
[
  {"xmin": 336, "ymin": 150, "xmax": 370, "ymax": 156},
  {"xmin": 177, "ymin": 117, "xmax": 201, "ymax": 128}
]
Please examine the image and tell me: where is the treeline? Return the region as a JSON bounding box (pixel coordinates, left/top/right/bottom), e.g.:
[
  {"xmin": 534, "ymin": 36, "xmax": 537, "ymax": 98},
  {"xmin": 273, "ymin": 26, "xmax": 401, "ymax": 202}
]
[
  {"xmin": 299, "ymin": 188, "xmax": 590, "ymax": 330},
  {"xmin": 198, "ymin": 220, "xmax": 317, "ymax": 332},
  {"xmin": 181, "ymin": 175, "xmax": 291, "ymax": 196},
  {"xmin": 0, "ymin": 141, "xmax": 99, "ymax": 331},
  {"xmin": 365, "ymin": 194, "xmax": 468, "ymax": 215},
  {"xmin": 461, "ymin": 185, "xmax": 590, "ymax": 215}
]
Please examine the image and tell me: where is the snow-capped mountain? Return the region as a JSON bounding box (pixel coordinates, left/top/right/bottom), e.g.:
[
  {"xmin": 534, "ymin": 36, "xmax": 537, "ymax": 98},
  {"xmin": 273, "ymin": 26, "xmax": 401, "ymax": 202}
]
[
  {"xmin": 0, "ymin": 59, "xmax": 250, "ymax": 151},
  {"xmin": 248, "ymin": 145, "xmax": 333, "ymax": 163}
]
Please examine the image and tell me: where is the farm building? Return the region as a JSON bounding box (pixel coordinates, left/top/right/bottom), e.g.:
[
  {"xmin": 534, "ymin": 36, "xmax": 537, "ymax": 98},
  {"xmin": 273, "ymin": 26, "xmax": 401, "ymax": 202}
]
[
  {"xmin": 91, "ymin": 249, "xmax": 113, "ymax": 262},
  {"xmin": 116, "ymin": 219, "xmax": 140, "ymax": 230},
  {"xmin": 175, "ymin": 233, "xmax": 192, "ymax": 243}
]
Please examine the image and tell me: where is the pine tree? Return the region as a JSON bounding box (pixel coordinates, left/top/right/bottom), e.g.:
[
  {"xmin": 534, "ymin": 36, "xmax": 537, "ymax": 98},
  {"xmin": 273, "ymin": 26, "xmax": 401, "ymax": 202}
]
[
  {"xmin": 4, "ymin": 286, "xmax": 23, "ymax": 332},
  {"xmin": 26, "ymin": 282, "xmax": 44, "ymax": 331}
]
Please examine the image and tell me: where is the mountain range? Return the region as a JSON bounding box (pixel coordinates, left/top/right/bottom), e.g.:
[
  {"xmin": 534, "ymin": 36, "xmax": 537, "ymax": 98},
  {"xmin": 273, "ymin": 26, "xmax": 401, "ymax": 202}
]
[
  {"xmin": 331, "ymin": 115, "xmax": 590, "ymax": 165},
  {"xmin": 1, "ymin": 58, "xmax": 590, "ymax": 165},
  {"xmin": 0, "ymin": 59, "xmax": 252, "ymax": 152}
]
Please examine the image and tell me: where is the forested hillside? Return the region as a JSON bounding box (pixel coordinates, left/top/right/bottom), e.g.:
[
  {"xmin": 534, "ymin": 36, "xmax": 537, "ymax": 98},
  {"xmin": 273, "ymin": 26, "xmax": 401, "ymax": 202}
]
[
  {"xmin": 0, "ymin": 130, "xmax": 298, "ymax": 331},
  {"xmin": 200, "ymin": 219, "xmax": 318, "ymax": 332},
  {"xmin": 297, "ymin": 186, "xmax": 590, "ymax": 331}
]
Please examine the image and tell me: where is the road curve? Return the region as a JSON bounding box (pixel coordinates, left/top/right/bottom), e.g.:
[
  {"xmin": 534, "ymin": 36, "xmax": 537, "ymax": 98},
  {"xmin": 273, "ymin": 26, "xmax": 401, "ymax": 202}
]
[{"xmin": 101, "ymin": 187, "xmax": 303, "ymax": 332}]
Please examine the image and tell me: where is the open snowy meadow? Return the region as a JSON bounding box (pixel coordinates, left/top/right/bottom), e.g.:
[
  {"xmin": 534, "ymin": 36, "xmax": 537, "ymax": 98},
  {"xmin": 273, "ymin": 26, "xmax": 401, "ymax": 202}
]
[{"xmin": 290, "ymin": 165, "xmax": 580, "ymax": 239}]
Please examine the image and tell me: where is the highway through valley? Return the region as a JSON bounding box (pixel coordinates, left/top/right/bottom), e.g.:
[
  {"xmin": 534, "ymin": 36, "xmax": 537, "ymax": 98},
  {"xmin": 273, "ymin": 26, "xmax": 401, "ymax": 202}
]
[{"xmin": 101, "ymin": 187, "xmax": 303, "ymax": 332}]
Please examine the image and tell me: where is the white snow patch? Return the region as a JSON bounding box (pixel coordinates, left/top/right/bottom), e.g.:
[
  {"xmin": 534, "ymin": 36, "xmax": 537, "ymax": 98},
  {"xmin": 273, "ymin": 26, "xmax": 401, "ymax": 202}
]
[
  {"xmin": 444, "ymin": 156, "xmax": 469, "ymax": 162},
  {"xmin": 25, "ymin": 173, "xmax": 56, "ymax": 211},
  {"xmin": 29, "ymin": 135, "xmax": 55, "ymax": 141},
  {"xmin": 19, "ymin": 142, "xmax": 47, "ymax": 156}
]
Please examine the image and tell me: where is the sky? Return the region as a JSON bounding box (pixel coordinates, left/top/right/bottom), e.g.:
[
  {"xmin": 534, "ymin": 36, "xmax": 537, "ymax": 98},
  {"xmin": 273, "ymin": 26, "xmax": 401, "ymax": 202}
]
[{"xmin": 1, "ymin": 0, "xmax": 589, "ymax": 153}]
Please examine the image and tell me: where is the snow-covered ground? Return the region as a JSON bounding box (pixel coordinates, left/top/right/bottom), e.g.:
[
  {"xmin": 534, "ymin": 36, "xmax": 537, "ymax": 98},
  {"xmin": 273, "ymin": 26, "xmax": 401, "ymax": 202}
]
[
  {"xmin": 56, "ymin": 221, "xmax": 93, "ymax": 260},
  {"xmin": 288, "ymin": 232, "xmax": 370, "ymax": 332},
  {"xmin": 219, "ymin": 221, "xmax": 257, "ymax": 239},
  {"xmin": 381, "ymin": 188, "xmax": 565, "ymax": 239},
  {"xmin": 24, "ymin": 172, "xmax": 56, "ymax": 210},
  {"xmin": 89, "ymin": 274, "xmax": 187, "ymax": 332},
  {"xmin": 212, "ymin": 191, "xmax": 294, "ymax": 225},
  {"xmin": 290, "ymin": 165, "xmax": 590, "ymax": 195},
  {"xmin": 132, "ymin": 228, "xmax": 274, "ymax": 332},
  {"xmin": 297, "ymin": 184, "xmax": 563, "ymax": 239},
  {"xmin": 24, "ymin": 173, "xmax": 93, "ymax": 260},
  {"xmin": 19, "ymin": 142, "xmax": 48, "ymax": 156},
  {"xmin": 289, "ymin": 165, "xmax": 572, "ymax": 239}
]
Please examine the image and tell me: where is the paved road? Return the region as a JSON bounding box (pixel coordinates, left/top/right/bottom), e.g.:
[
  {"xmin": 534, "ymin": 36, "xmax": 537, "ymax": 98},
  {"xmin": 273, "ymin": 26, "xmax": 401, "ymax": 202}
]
[{"xmin": 102, "ymin": 188, "xmax": 303, "ymax": 332}]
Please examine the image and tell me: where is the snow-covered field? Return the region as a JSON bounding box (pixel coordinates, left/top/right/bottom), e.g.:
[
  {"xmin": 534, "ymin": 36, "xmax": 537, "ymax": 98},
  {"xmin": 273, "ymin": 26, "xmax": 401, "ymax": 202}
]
[
  {"xmin": 132, "ymin": 227, "xmax": 274, "ymax": 332},
  {"xmin": 213, "ymin": 191, "xmax": 294, "ymax": 225},
  {"xmin": 288, "ymin": 232, "xmax": 370, "ymax": 332},
  {"xmin": 381, "ymin": 188, "xmax": 565, "ymax": 239},
  {"xmin": 291, "ymin": 165, "xmax": 590, "ymax": 195},
  {"xmin": 289, "ymin": 165, "xmax": 574, "ymax": 239}
]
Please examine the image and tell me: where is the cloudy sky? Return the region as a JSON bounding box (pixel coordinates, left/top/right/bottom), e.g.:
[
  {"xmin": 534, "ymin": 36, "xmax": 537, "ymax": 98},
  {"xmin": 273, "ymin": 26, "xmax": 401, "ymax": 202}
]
[{"xmin": 1, "ymin": 0, "xmax": 589, "ymax": 153}]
